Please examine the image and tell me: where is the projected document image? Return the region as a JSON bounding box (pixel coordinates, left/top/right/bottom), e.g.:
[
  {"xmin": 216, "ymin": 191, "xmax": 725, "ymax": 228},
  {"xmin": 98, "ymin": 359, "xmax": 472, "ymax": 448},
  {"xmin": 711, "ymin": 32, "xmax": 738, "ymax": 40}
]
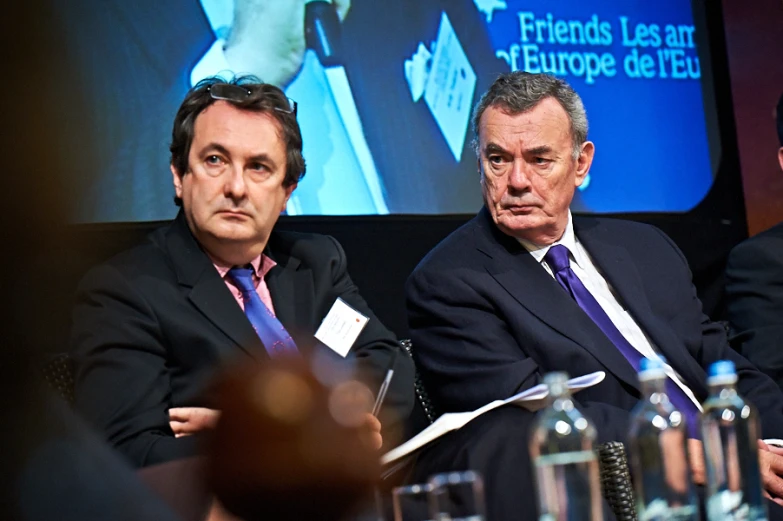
[{"xmin": 60, "ymin": 0, "xmax": 717, "ymax": 222}]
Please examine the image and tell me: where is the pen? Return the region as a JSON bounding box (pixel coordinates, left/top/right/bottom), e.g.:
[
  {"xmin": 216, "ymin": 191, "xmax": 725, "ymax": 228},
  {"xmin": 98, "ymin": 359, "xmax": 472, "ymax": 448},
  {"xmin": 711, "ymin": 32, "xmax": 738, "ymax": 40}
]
[{"xmin": 371, "ymin": 350, "xmax": 398, "ymax": 416}]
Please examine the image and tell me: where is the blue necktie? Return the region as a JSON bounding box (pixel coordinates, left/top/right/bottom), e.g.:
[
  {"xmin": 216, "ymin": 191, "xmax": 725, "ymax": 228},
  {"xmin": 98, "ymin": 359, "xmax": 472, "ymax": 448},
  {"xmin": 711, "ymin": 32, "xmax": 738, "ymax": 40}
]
[
  {"xmin": 228, "ymin": 267, "xmax": 300, "ymax": 358},
  {"xmin": 544, "ymin": 244, "xmax": 701, "ymax": 438}
]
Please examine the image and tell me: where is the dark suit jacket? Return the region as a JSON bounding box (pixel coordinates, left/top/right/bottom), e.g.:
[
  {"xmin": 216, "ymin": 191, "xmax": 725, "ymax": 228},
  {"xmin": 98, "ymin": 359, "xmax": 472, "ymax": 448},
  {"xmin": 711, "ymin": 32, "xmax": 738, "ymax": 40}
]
[
  {"xmin": 725, "ymin": 221, "xmax": 783, "ymax": 391},
  {"xmin": 406, "ymin": 208, "xmax": 783, "ymax": 444},
  {"xmin": 71, "ymin": 212, "xmax": 414, "ymax": 467}
]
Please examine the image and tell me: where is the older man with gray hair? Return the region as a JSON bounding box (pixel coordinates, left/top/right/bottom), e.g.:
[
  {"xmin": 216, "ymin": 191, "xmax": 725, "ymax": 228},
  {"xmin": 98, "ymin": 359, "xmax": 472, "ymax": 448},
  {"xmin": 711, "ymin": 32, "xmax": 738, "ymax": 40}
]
[{"xmin": 406, "ymin": 71, "xmax": 783, "ymax": 520}]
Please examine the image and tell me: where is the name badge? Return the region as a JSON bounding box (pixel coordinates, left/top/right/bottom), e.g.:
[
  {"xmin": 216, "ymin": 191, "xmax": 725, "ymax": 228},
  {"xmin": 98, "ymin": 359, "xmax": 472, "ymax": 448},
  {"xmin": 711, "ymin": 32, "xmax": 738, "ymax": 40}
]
[{"xmin": 315, "ymin": 298, "xmax": 369, "ymax": 357}]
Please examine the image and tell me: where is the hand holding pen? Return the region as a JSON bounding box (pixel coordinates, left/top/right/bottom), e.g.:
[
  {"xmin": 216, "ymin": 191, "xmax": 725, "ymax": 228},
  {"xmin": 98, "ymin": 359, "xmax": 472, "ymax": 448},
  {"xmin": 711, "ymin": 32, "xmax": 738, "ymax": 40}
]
[{"xmin": 363, "ymin": 350, "xmax": 398, "ymax": 451}]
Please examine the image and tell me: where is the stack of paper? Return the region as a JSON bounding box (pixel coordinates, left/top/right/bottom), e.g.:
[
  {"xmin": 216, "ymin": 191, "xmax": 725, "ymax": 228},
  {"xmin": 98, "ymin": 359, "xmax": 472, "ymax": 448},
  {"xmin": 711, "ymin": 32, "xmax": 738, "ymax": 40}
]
[{"xmin": 381, "ymin": 371, "xmax": 606, "ymax": 465}]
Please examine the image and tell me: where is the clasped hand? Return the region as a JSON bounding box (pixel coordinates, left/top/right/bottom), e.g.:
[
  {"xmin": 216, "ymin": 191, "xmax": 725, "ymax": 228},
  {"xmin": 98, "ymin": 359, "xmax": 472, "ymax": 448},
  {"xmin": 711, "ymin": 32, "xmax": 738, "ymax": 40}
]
[
  {"xmin": 687, "ymin": 439, "xmax": 783, "ymax": 505},
  {"xmin": 168, "ymin": 406, "xmax": 382, "ymax": 450}
]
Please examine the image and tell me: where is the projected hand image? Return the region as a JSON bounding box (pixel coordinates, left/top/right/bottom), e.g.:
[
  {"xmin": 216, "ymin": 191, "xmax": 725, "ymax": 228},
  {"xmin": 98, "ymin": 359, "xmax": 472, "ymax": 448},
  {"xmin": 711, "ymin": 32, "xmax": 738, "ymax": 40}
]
[{"xmin": 194, "ymin": 0, "xmax": 391, "ymax": 216}]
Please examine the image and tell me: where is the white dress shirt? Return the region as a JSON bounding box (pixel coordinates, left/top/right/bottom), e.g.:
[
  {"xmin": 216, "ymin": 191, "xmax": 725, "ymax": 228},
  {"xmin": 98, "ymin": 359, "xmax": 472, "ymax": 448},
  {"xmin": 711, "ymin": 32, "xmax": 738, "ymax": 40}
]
[{"xmin": 518, "ymin": 211, "xmax": 703, "ymax": 412}]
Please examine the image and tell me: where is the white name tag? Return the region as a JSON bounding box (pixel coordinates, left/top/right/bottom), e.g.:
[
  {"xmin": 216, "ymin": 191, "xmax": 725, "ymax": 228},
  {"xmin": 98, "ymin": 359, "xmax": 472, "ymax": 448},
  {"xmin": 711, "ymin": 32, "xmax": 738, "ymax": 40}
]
[{"xmin": 315, "ymin": 298, "xmax": 369, "ymax": 357}]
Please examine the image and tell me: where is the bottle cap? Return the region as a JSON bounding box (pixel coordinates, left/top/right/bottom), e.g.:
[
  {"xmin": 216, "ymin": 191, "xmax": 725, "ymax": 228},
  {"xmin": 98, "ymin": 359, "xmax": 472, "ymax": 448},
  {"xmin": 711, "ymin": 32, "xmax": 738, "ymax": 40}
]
[
  {"xmin": 638, "ymin": 357, "xmax": 666, "ymax": 381},
  {"xmin": 707, "ymin": 360, "xmax": 738, "ymax": 385},
  {"xmin": 640, "ymin": 357, "xmax": 665, "ymax": 372}
]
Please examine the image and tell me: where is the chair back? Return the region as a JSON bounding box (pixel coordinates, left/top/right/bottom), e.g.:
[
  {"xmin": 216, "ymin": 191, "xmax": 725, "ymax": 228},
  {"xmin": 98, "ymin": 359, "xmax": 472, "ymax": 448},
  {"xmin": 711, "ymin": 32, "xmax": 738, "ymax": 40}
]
[{"xmin": 41, "ymin": 352, "xmax": 75, "ymax": 404}]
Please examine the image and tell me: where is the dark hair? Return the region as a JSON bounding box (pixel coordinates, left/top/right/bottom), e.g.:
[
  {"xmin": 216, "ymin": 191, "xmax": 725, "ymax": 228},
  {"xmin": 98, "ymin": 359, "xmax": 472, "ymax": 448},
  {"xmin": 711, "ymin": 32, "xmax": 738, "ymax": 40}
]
[
  {"xmin": 777, "ymin": 91, "xmax": 783, "ymax": 147},
  {"xmin": 471, "ymin": 71, "xmax": 588, "ymax": 160},
  {"xmin": 169, "ymin": 75, "xmax": 306, "ymax": 206}
]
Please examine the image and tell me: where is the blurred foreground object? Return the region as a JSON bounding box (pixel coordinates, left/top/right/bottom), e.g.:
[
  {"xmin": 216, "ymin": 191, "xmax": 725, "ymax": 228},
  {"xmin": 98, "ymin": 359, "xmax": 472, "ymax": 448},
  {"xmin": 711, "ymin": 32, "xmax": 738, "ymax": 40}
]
[
  {"xmin": 208, "ymin": 358, "xmax": 380, "ymax": 521},
  {"xmin": 701, "ymin": 361, "xmax": 767, "ymax": 521}
]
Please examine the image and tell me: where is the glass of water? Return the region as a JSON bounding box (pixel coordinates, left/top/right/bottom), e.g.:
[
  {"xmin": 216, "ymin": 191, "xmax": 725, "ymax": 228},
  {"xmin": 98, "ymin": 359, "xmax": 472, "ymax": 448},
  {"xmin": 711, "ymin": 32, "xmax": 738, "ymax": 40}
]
[
  {"xmin": 427, "ymin": 471, "xmax": 486, "ymax": 521},
  {"xmin": 392, "ymin": 483, "xmax": 434, "ymax": 521}
]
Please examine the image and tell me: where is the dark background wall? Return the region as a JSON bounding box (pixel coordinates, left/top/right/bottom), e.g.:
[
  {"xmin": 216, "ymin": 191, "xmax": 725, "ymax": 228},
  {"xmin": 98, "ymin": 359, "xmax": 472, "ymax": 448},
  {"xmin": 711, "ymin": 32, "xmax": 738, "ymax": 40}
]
[{"xmin": 723, "ymin": 0, "xmax": 783, "ymax": 235}]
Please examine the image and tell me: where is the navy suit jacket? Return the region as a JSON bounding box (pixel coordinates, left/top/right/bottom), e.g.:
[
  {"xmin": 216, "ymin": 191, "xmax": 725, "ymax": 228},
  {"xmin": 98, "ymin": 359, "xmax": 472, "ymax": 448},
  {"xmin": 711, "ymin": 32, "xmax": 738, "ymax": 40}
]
[
  {"xmin": 71, "ymin": 211, "xmax": 414, "ymax": 467},
  {"xmin": 725, "ymin": 221, "xmax": 783, "ymax": 391},
  {"xmin": 407, "ymin": 207, "xmax": 783, "ymax": 444}
]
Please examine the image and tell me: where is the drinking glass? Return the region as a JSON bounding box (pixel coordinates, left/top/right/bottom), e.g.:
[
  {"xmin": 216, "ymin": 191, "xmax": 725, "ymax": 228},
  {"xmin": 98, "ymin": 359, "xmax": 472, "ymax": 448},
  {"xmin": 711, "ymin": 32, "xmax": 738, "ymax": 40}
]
[
  {"xmin": 427, "ymin": 471, "xmax": 486, "ymax": 521},
  {"xmin": 392, "ymin": 483, "xmax": 434, "ymax": 521}
]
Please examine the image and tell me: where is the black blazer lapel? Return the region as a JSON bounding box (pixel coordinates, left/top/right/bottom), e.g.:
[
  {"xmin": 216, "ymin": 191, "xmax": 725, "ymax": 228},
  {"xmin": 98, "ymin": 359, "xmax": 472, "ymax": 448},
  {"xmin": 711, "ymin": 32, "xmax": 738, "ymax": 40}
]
[
  {"xmin": 165, "ymin": 212, "xmax": 266, "ymax": 361},
  {"xmin": 575, "ymin": 217, "xmax": 707, "ymax": 396},
  {"xmin": 475, "ymin": 209, "xmax": 641, "ymax": 392}
]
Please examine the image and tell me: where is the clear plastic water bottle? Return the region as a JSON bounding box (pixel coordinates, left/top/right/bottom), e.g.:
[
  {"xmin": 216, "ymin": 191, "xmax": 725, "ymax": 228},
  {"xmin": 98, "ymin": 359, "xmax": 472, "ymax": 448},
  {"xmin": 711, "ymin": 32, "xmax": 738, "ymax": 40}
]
[
  {"xmin": 628, "ymin": 357, "xmax": 698, "ymax": 520},
  {"xmin": 529, "ymin": 372, "xmax": 603, "ymax": 521},
  {"xmin": 702, "ymin": 360, "xmax": 767, "ymax": 521}
]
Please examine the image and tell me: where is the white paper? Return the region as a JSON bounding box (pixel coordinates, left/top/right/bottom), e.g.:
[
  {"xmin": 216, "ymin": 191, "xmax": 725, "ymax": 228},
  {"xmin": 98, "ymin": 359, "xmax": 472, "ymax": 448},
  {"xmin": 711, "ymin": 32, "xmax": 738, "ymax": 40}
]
[
  {"xmin": 423, "ymin": 12, "xmax": 477, "ymax": 161},
  {"xmin": 381, "ymin": 371, "xmax": 605, "ymax": 465},
  {"xmin": 314, "ymin": 298, "xmax": 369, "ymax": 357}
]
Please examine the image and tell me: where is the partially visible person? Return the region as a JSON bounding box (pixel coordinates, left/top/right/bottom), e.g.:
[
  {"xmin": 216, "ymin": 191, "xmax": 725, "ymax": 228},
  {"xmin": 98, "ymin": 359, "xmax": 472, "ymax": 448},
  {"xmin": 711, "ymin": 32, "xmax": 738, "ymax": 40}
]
[
  {"xmin": 725, "ymin": 92, "xmax": 783, "ymax": 391},
  {"xmin": 70, "ymin": 76, "xmax": 414, "ymax": 468},
  {"xmin": 406, "ymin": 72, "xmax": 783, "ymax": 520},
  {"xmin": 1, "ymin": 4, "xmax": 185, "ymax": 521}
]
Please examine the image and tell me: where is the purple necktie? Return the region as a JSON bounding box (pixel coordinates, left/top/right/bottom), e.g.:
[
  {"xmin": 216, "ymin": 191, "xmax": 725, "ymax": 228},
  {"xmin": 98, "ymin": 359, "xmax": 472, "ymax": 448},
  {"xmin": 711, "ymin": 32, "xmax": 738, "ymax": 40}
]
[
  {"xmin": 228, "ymin": 267, "xmax": 300, "ymax": 358},
  {"xmin": 544, "ymin": 244, "xmax": 701, "ymax": 438}
]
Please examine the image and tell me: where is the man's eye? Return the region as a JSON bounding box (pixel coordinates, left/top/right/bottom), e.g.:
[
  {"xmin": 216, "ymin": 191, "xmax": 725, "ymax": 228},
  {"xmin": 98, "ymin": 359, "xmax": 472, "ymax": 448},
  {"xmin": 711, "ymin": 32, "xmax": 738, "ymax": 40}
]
[
  {"xmin": 248, "ymin": 162, "xmax": 266, "ymax": 171},
  {"xmin": 534, "ymin": 157, "xmax": 550, "ymax": 165},
  {"xmin": 488, "ymin": 155, "xmax": 504, "ymax": 165},
  {"xmin": 206, "ymin": 155, "xmax": 222, "ymax": 165}
]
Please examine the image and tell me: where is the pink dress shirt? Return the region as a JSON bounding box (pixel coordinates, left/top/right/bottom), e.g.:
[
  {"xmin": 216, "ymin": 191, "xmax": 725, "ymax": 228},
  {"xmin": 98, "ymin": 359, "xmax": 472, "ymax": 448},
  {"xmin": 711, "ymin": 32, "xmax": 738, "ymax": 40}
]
[{"xmin": 211, "ymin": 254, "xmax": 278, "ymax": 315}]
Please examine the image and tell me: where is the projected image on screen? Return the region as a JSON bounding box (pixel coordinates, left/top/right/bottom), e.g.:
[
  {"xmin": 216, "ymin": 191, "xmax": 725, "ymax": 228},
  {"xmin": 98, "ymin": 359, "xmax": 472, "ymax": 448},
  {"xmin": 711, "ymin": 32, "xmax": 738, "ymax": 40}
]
[{"xmin": 60, "ymin": 0, "xmax": 715, "ymax": 222}]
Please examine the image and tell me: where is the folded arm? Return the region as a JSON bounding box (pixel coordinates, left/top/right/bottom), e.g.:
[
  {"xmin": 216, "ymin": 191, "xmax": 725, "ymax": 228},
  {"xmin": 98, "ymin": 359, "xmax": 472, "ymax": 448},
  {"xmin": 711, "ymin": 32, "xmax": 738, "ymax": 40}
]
[{"xmin": 71, "ymin": 265, "xmax": 197, "ymax": 467}]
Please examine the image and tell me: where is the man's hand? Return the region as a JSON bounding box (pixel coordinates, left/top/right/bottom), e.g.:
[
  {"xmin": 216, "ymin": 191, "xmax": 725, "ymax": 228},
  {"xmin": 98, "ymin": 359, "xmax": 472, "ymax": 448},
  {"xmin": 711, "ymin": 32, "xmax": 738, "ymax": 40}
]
[
  {"xmin": 224, "ymin": 0, "xmax": 351, "ymax": 88},
  {"xmin": 694, "ymin": 439, "xmax": 783, "ymax": 503},
  {"xmin": 361, "ymin": 413, "xmax": 383, "ymax": 451},
  {"xmin": 206, "ymin": 498, "xmax": 242, "ymax": 521},
  {"xmin": 758, "ymin": 440, "xmax": 783, "ymax": 504},
  {"xmin": 169, "ymin": 407, "xmax": 221, "ymax": 438},
  {"xmin": 688, "ymin": 439, "xmax": 706, "ymax": 486}
]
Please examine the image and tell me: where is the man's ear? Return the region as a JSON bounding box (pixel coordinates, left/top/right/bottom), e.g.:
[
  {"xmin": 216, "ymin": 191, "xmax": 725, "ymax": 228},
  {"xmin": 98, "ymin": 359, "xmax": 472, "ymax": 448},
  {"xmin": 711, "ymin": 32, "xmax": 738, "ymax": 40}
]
[
  {"xmin": 574, "ymin": 141, "xmax": 595, "ymax": 188},
  {"xmin": 282, "ymin": 182, "xmax": 297, "ymax": 212},
  {"xmin": 477, "ymin": 156, "xmax": 487, "ymax": 185},
  {"xmin": 777, "ymin": 147, "xmax": 783, "ymax": 173},
  {"xmin": 171, "ymin": 164, "xmax": 184, "ymax": 199}
]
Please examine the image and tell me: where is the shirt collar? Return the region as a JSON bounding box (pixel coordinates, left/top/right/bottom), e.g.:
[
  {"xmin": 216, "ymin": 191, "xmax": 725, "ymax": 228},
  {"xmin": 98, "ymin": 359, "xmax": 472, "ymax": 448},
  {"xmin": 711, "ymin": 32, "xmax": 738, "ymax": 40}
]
[
  {"xmin": 210, "ymin": 253, "xmax": 277, "ymax": 280},
  {"xmin": 517, "ymin": 211, "xmax": 584, "ymax": 269}
]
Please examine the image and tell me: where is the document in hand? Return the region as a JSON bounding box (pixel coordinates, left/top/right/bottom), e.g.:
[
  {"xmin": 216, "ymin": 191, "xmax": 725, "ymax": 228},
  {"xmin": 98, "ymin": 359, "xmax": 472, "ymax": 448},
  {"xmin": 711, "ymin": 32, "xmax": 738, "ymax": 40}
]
[{"xmin": 381, "ymin": 371, "xmax": 606, "ymax": 465}]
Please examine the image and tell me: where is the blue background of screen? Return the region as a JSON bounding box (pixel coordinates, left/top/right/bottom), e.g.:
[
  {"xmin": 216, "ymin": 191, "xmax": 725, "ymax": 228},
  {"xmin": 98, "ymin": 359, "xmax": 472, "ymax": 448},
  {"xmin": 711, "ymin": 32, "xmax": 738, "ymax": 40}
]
[{"xmin": 485, "ymin": 0, "xmax": 714, "ymax": 212}]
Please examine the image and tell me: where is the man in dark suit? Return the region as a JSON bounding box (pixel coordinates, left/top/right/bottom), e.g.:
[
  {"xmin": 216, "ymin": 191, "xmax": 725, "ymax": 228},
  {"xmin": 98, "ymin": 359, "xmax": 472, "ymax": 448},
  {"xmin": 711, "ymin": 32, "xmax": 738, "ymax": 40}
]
[
  {"xmin": 725, "ymin": 92, "xmax": 783, "ymax": 391},
  {"xmin": 70, "ymin": 77, "xmax": 414, "ymax": 468},
  {"xmin": 406, "ymin": 72, "xmax": 783, "ymax": 518}
]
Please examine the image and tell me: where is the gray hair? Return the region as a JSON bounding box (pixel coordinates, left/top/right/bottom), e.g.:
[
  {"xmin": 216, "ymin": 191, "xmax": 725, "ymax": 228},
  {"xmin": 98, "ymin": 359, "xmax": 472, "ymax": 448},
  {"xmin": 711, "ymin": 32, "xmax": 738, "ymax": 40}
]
[{"xmin": 471, "ymin": 72, "xmax": 588, "ymax": 160}]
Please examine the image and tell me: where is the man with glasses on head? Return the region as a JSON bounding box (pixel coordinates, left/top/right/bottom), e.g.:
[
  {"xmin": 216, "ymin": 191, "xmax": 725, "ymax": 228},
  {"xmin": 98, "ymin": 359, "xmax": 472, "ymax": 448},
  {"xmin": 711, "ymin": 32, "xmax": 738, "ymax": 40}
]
[{"xmin": 70, "ymin": 76, "xmax": 414, "ymax": 468}]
